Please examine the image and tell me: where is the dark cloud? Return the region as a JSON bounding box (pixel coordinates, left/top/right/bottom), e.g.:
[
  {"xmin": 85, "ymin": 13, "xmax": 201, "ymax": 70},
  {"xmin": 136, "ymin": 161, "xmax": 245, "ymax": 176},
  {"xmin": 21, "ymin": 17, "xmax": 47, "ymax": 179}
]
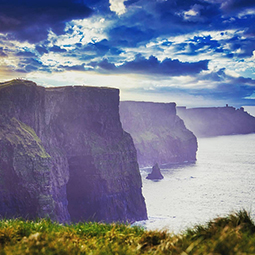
[
  {"xmin": 209, "ymin": 83, "xmax": 254, "ymax": 100},
  {"xmin": 109, "ymin": 47, "xmax": 123, "ymax": 55},
  {"xmin": 17, "ymin": 57, "xmax": 51, "ymax": 73},
  {"xmin": 36, "ymin": 46, "xmax": 49, "ymax": 55},
  {"xmin": 24, "ymin": 65, "xmax": 38, "ymax": 72},
  {"xmin": 71, "ymin": 39, "xmax": 123, "ymax": 62},
  {"xmin": 223, "ymin": 36, "xmax": 255, "ymax": 57},
  {"xmin": 97, "ymin": 59, "xmax": 117, "ymax": 71},
  {"xmin": 75, "ymin": 43, "xmax": 83, "ymax": 48},
  {"xmin": 140, "ymin": 69, "xmax": 255, "ymax": 105},
  {"xmin": 122, "ymin": 0, "xmax": 223, "ymax": 36},
  {"xmin": 221, "ymin": 0, "xmax": 255, "ymax": 13},
  {"xmin": 191, "ymin": 35, "xmax": 220, "ymax": 50},
  {"xmin": 119, "ymin": 54, "xmax": 209, "ymax": 76},
  {"xmin": 172, "ymin": 32, "xmax": 255, "ymax": 58},
  {"xmin": 245, "ymin": 26, "xmax": 255, "ymax": 37},
  {"xmin": 82, "ymin": 39, "xmax": 110, "ymax": 56},
  {"xmin": 66, "ymin": 40, "xmax": 111, "ymax": 62},
  {"xmin": 16, "ymin": 51, "xmax": 36, "ymax": 57},
  {"xmin": 94, "ymin": 54, "xmax": 209, "ymax": 76},
  {"xmin": 108, "ymin": 25, "xmax": 155, "ymax": 47},
  {"xmin": 49, "ymin": 46, "xmax": 67, "ymax": 53},
  {"xmin": 174, "ymin": 35, "xmax": 221, "ymax": 56},
  {"xmin": 110, "ymin": 0, "xmax": 255, "ymax": 53},
  {"xmin": 59, "ymin": 59, "xmax": 114, "ymax": 73},
  {"xmin": 197, "ymin": 69, "xmax": 255, "ymax": 100},
  {"xmin": 0, "ymin": 47, "xmax": 7, "ymax": 57},
  {"xmin": 6, "ymin": 26, "xmax": 51, "ymax": 43},
  {"xmin": 235, "ymin": 76, "xmax": 255, "ymax": 85},
  {"xmin": 201, "ymin": 68, "xmax": 255, "ymax": 85},
  {"xmin": 124, "ymin": 0, "xmax": 140, "ymax": 7},
  {"xmin": 15, "ymin": 69, "xmax": 27, "ymax": 74},
  {"xmin": 82, "ymin": 0, "xmax": 111, "ymax": 14},
  {"xmin": 0, "ymin": 0, "xmax": 93, "ymax": 43},
  {"xmin": 56, "ymin": 54, "xmax": 209, "ymax": 76}
]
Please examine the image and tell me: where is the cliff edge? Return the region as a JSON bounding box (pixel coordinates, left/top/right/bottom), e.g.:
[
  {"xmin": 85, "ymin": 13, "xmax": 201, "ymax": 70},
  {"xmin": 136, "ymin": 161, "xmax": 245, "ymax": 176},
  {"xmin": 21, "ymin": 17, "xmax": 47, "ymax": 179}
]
[
  {"xmin": 119, "ymin": 101, "xmax": 197, "ymax": 167},
  {"xmin": 177, "ymin": 105, "xmax": 255, "ymax": 137},
  {"xmin": 0, "ymin": 79, "xmax": 147, "ymax": 223}
]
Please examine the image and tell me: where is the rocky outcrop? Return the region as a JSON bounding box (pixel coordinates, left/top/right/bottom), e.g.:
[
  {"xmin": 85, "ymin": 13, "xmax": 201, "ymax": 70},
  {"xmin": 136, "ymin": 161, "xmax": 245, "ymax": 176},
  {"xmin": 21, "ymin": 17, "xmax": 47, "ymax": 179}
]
[
  {"xmin": 119, "ymin": 101, "xmax": 197, "ymax": 167},
  {"xmin": 0, "ymin": 79, "xmax": 147, "ymax": 223},
  {"xmin": 146, "ymin": 163, "xmax": 163, "ymax": 180},
  {"xmin": 177, "ymin": 105, "xmax": 255, "ymax": 137}
]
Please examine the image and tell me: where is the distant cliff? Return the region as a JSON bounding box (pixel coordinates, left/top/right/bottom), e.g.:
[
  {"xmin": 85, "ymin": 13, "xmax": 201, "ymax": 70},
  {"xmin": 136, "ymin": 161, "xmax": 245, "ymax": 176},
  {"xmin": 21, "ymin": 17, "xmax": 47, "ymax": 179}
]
[
  {"xmin": 177, "ymin": 105, "xmax": 255, "ymax": 137},
  {"xmin": 119, "ymin": 101, "xmax": 197, "ymax": 167},
  {"xmin": 0, "ymin": 79, "xmax": 147, "ymax": 223}
]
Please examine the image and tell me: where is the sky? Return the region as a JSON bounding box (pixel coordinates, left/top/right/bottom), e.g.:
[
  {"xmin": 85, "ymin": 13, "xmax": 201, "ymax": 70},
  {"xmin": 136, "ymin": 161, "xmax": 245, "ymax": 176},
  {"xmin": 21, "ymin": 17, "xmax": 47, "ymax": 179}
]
[{"xmin": 0, "ymin": 0, "xmax": 255, "ymax": 107}]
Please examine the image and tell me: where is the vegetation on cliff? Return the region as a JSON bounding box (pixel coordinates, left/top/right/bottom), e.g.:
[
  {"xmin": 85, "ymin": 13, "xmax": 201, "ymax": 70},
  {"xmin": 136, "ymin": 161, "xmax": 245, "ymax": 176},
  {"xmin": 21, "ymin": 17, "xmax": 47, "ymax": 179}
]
[
  {"xmin": 0, "ymin": 116, "xmax": 56, "ymax": 220},
  {"xmin": 0, "ymin": 210, "xmax": 254, "ymax": 254},
  {"xmin": 120, "ymin": 101, "xmax": 197, "ymax": 167}
]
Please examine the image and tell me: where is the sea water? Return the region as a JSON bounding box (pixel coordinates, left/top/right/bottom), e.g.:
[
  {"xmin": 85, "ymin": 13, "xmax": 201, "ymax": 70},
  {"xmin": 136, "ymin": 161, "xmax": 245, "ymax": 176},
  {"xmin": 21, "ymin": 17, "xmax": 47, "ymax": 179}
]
[{"xmin": 138, "ymin": 133, "xmax": 255, "ymax": 233}]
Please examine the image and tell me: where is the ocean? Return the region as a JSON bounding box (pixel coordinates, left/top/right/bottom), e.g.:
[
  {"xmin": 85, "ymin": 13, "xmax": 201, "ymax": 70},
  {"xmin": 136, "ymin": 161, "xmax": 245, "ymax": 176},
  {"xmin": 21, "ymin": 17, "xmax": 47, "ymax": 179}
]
[{"xmin": 137, "ymin": 133, "xmax": 255, "ymax": 233}]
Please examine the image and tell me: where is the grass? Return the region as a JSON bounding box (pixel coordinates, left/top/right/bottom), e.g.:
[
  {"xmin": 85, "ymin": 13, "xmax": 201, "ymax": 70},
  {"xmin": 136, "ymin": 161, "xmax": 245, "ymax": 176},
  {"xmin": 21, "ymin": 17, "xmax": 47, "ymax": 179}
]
[{"xmin": 0, "ymin": 210, "xmax": 255, "ymax": 254}]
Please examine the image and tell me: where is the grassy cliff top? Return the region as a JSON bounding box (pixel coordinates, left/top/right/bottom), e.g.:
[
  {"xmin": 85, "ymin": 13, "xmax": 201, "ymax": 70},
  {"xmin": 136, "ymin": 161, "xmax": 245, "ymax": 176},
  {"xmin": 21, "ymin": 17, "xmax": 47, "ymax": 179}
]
[
  {"xmin": 121, "ymin": 101, "xmax": 176, "ymax": 107},
  {"xmin": 0, "ymin": 79, "xmax": 37, "ymax": 89},
  {"xmin": 46, "ymin": 85, "xmax": 118, "ymax": 91},
  {"xmin": 0, "ymin": 79, "xmax": 118, "ymax": 93},
  {"xmin": 0, "ymin": 210, "xmax": 254, "ymax": 254}
]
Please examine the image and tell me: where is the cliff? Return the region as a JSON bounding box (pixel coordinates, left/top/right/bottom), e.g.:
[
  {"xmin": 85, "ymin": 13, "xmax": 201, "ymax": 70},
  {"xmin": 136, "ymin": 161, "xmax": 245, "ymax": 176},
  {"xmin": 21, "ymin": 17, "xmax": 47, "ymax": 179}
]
[
  {"xmin": 119, "ymin": 101, "xmax": 197, "ymax": 167},
  {"xmin": 0, "ymin": 79, "xmax": 147, "ymax": 223},
  {"xmin": 177, "ymin": 105, "xmax": 255, "ymax": 137},
  {"xmin": 0, "ymin": 116, "xmax": 56, "ymax": 220}
]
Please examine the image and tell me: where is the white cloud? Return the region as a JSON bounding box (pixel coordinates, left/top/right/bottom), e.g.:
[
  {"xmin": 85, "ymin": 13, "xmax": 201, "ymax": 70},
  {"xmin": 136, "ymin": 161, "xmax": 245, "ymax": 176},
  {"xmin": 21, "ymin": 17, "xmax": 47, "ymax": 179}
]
[
  {"xmin": 224, "ymin": 69, "xmax": 240, "ymax": 78},
  {"xmin": 238, "ymin": 8, "xmax": 255, "ymax": 18},
  {"xmin": 183, "ymin": 9, "xmax": 199, "ymax": 20},
  {"xmin": 178, "ymin": 4, "xmax": 204, "ymax": 21},
  {"xmin": 109, "ymin": 0, "xmax": 126, "ymax": 16},
  {"xmin": 48, "ymin": 16, "xmax": 109, "ymax": 48}
]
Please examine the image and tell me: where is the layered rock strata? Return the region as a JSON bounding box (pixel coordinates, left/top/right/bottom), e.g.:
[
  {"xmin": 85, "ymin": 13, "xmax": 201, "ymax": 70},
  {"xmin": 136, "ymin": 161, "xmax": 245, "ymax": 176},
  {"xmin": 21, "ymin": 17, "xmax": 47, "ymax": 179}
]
[
  {"xmin": 120, "ymin": 101, "xmax": 197, "ymax": 167},
  {"xmin": 0, "ymin": 79, "xmax": 147, "ymax": 223}
]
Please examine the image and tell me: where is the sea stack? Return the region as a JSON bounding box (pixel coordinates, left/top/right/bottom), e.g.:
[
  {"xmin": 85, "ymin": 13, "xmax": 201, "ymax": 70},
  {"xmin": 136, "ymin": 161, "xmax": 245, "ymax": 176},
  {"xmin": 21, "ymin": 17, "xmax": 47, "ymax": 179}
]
[
  {"xmin": 0, "ymin": 79, "xmax": 147, "ymax": 223},
  {"xmin": 146, "ymin": 163, "xmax": 164, "ymax": 180}
]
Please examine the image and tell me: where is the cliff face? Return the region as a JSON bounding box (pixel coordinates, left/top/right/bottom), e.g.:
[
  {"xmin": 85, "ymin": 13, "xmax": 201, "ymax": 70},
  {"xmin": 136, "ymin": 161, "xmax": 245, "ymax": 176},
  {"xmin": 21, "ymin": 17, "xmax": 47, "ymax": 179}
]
[
  {"xmin": 0, "ymin": 116, "xmax": 55, "ymax": 220},
  {"xmin": 177, "ymin": 106, "xmax": 255, "ymax": 137},
  {"xmin": 119, "ymin": 101, "xmax": 197, "ymax": 167},
  {"xmin": 0, "ymin": 79, "xmax": 147, "ymax": 223}
]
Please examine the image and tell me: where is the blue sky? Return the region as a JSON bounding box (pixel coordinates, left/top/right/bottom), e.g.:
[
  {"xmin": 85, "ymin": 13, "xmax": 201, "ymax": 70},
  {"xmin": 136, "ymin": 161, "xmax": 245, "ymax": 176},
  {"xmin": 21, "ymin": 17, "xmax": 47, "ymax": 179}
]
[{"xmin": 0, "ymin": 0, "xmax": 255, "ymax": 107}]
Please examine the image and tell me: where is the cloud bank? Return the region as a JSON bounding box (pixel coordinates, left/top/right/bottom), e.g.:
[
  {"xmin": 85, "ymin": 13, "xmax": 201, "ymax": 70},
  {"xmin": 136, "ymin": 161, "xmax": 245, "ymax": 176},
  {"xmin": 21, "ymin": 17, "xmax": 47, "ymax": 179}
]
[{"xmin": 0, "ymin": 0, "xmax": 255, "ymax": 106}]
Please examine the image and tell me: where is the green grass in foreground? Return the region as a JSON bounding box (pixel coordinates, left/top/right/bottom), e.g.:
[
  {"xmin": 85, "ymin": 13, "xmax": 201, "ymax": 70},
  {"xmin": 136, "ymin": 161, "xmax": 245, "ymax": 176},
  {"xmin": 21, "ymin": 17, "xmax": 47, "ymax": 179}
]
[{"xmin": 0, "ymin": 210, "xmax": 255, "ymax": 254}]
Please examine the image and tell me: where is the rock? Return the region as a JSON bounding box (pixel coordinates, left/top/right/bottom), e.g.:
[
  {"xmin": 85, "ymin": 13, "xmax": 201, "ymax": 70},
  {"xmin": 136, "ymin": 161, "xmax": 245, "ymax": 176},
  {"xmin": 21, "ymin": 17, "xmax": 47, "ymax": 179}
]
[
  {"xmin": 119, "ymin": 101, "xmax": 197, "ymax": 167},
  {"xmin": 0, "ymin": 116, "xmax": 56, "ymax": 220},
  {"xmin": 177, "ymin": 105, "xmax": 255, "ymax": 137},
  {"xmin": 0, "ymin": 79, "xmax": 147, "ymax": 223},
  {"xmin": 146, "ymin": 163, "xmax": 163, "ymax": 180}
]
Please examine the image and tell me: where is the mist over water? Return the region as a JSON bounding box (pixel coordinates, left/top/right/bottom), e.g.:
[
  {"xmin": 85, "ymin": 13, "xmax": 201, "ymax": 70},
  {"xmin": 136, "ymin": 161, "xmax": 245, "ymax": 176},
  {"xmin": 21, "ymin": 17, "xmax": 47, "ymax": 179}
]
[
  {"xmin": 244, "ymin": 106, "xmax": 255, "ymax": 117},
  {"xmin": 138, "ymin": 134, "xmax": 255, "ymax": 233}
]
